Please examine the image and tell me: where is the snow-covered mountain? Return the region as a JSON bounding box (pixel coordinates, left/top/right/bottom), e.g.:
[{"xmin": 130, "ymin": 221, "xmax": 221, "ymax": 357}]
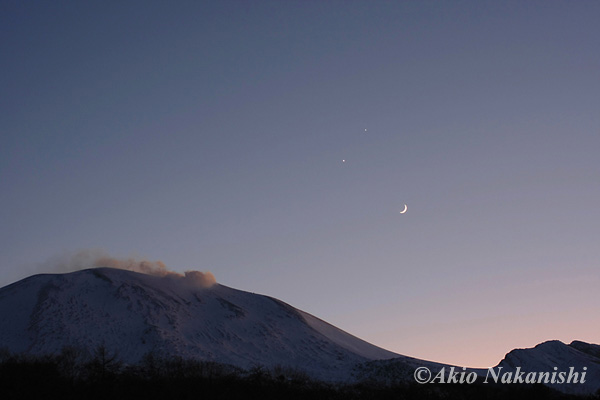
[
  {"xmin": 0, "ymin": 267, "xmax": 399, "ymax": 380},
  {"xmin": 496, "ymin": 340, "xmax": 600, "ymax": 395},
  {"xmin": 1, "ymin": 267, "xmax": 598, "ymax": 393}
]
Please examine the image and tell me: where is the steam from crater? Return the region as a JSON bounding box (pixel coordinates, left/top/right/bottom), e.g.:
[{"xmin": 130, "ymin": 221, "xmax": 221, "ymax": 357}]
[{"xmin": 40, "ymin": 249, "xmax": 216, "ymax": 288}]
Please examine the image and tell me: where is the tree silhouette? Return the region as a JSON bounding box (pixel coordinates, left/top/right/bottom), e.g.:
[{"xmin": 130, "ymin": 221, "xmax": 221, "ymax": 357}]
[{"xmin": 85, "ymin": 344, "xmax": 122, "ymax": 381}]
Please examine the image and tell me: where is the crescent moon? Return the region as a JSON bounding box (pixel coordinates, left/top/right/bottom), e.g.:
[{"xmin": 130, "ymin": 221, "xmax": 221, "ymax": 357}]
[{"xmin": 399, "ymin": 204, "xmax": 408, "ymax": 214}]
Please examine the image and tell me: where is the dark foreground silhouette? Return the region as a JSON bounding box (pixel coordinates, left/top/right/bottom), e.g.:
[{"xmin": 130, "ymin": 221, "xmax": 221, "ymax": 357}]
[{"xmin": 0, "ymin": 347, "xmax": 596, "ymax": 400}]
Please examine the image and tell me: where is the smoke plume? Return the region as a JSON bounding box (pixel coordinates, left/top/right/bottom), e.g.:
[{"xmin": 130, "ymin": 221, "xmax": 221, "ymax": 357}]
[{"xmin": 39, "ymin": 249, "xmax": 216, "ymax": 288}]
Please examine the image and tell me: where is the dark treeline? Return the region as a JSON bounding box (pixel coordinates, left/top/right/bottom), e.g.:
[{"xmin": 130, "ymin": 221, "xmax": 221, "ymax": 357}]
[{"xmin": 0, "ymin": 346, "xmax": 596, "ymax": 400}]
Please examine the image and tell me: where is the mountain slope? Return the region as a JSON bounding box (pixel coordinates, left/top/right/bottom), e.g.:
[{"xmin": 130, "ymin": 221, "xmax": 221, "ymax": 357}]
[{"xmin": 0, "ymin": 268, "xmax": 398, "ymax": 380}]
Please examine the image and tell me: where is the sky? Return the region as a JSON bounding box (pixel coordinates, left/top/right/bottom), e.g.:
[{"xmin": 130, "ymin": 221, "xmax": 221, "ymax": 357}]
[{"xmin": 1, "ymin": 0, "xmax": 599, "ymax": 368}]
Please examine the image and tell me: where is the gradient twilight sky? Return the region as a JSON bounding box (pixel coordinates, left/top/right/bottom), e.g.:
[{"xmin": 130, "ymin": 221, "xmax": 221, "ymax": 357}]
[{"xmin": 1, "ymin": 1, "xmax": 599, "ymax": 368}]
